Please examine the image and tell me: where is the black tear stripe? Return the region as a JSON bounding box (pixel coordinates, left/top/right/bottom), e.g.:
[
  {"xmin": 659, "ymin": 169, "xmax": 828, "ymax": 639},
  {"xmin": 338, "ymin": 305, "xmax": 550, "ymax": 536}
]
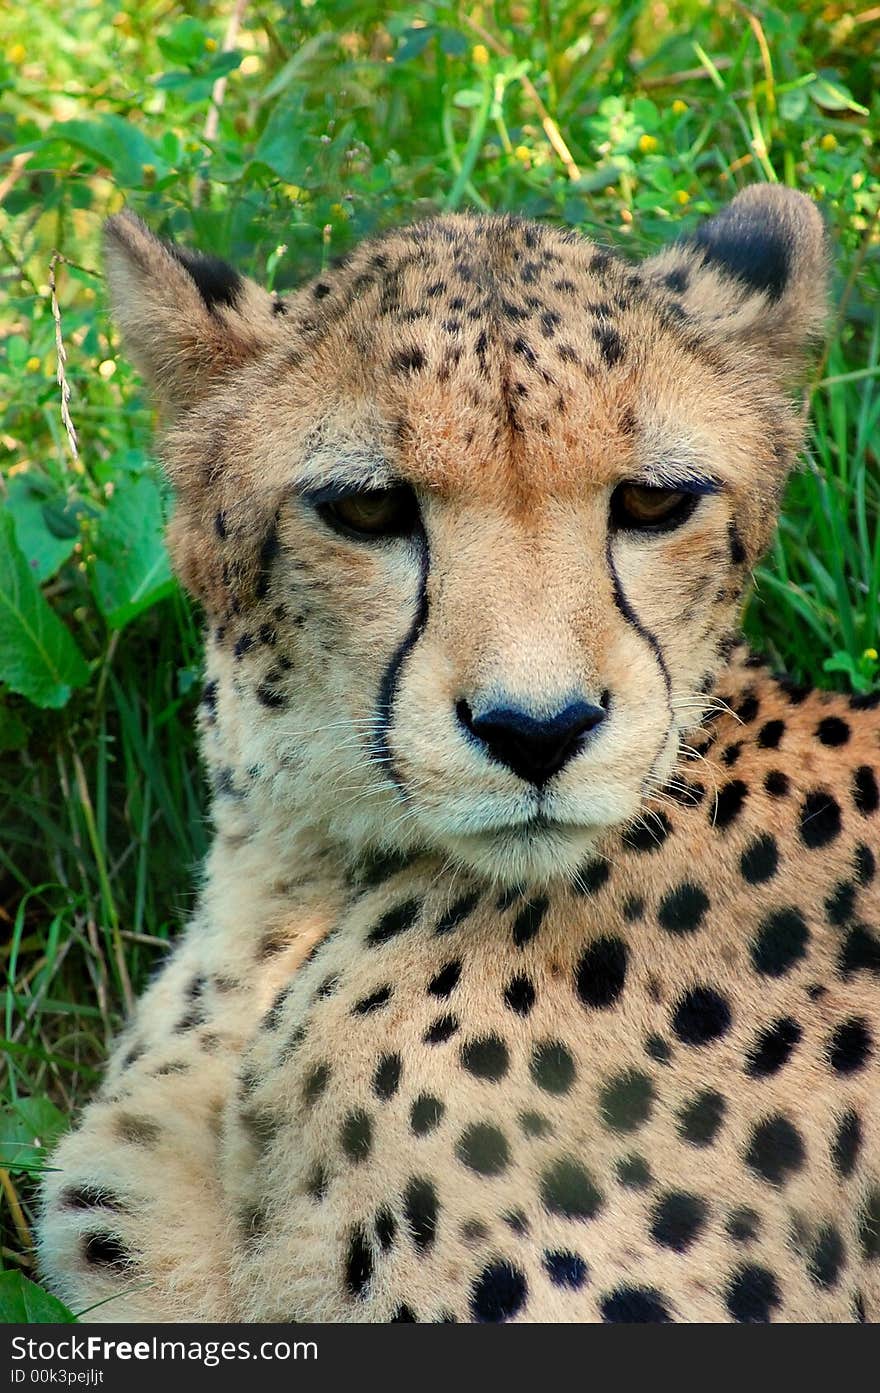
[
  {"xmin": 373, "ymin": 535, "xmax": 431, "ymax": 790},
  {"xmin": 605, "ymin": 536, "xmax": 671, "ymax": 700}
]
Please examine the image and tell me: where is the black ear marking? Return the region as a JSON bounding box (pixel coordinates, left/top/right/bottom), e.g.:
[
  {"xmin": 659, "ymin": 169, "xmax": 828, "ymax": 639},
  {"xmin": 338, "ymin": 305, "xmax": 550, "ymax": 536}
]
[
  {"xmin": 688, "ymin": 202, "xmax": 792, "ymax": 302},
  {"xmin": 166, "ymin": 242, "xmax": 244, "ymax": 313}
]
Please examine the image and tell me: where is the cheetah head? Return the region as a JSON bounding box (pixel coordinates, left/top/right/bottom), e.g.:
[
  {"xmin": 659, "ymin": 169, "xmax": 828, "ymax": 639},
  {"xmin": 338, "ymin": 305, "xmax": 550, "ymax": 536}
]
[{"xmin": 105, "ymin": 188, "xmax": 827, "ymax": 886}]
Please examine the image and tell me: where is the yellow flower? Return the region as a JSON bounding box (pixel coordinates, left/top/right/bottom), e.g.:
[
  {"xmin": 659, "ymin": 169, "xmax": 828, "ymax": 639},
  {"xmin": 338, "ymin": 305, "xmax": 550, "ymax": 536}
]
[
  {"xmin": 25, "ymin": 356, "xmax": 41, "ymax": 373},
  {"xmin": 98, "ymin": 359, "xmax": 117, "ymax": 380},
  {"xmin": 204, "ymin": 37, "xmax": 217, "ymax": 52},
  {"xmin": 240, "ymin": 54, "xmax": 261, "ymax": 76},
  {"xmin": 820, "ymin": 133, "xmax": 837, "ymax": 152},
  {"xmin": 514, "ymin": 144, "xmax": 531, "ymax": 162},
  {"xmin": 675, "ymin": 189, "xmax": 690, "ymax": 205},
  {"xmin": 864, "ymin": 647, "xmax": 879, "ymax": 662},
  {"xmin": 329, "ymin": 203, "xmax": 345, "ymax": 219},
  {"xmin": 638, "ymin": 134, "xmax": 659, "ymax": 154},
  {"xmin": 7, "ymin": 43, "xmax": 26, "ymax": 64},
  {"xmin": 472, "ymin": 44, "xmax": 489, "ymax": 67},
  {"xmin": 672, "ymin": 99, "xmax": 688, "ymax": 116}
]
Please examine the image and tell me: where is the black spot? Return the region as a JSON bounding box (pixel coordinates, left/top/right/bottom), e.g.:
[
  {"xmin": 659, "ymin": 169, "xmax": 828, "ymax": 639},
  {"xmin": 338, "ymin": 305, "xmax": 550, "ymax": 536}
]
[
  {"xmin": 726, "ymin": 1207, "xmax": 760, "ymax": 1243},
  {"xmin": 840, "ymin": 924, "xmax": 880, "ymax": 977},
  {"xmin": 575, "ymin": 858, "xmax": 610, "ymax": 895},
  {"xmin": 540, "ymin": 1157, "xmax": 603, "ymax": 1220},
  {"xmin": 471, "ymin": 1260, "xmax": 528, "ymax": 1322},
  {"xmin": 373, "ymin": 1052, "xmax": 401, "ymax": 1100},
  {"xmin": 367, "ymin": 897, "xmax": 422, "ymax": 947},
  {"xmin": 663, "ymin": 779, "xmax": 706, "ymax": 808},
  {"xmin": 353, "ymin": 985, "xmax": 392, "ymax": 1015},
  {"xmin": 817, "ymin": 716, "xmax": 850, "ymax": 747},
  {"xmin": 677, "ymin": 1090, "xmax": 725, "ymax": 1147},
  {"xmin": 740, "ymin": 834, "xmax": 779, "ymax": 884},
  {"xmin": 234, "ymin": 633, "xmax": 253, "ymax": 659},
  {"xmin": 808, "ymin": 1226, "xmax": 845, "ymax": 1289},
  {"xmin": 658, "ymin": 882, "xmax": 710, "ymax": 935},
  {"xmin": 375, "ymin": 1208, "xmax": 396, "ymax": 1249},
  {"xmin": 600, "ymin": 1287, "xmax": 671, "ymax": 1323},
  {"xmin": 726, "ymin": 1265, "xmax": 780, "ymax": 1322},
  {"xmin": 735, "ymin": 689, "xmax": 758, "ymax": 721},
  {"xmin": 456, "ymin": 1122, "xmax": 510, "ymax": 1176},
  {"xmin": 664, "ymin": 266, "xmax": 689, "ymax": 293},
  {"xmin": 857, "ymin": 1189, "xmax": 880, "ymax": 1260},
  {"xmin": 82, "ymin": 1232, "xmax": 132, "ymax": 1269},
  {"xmin": 751, "ymin": 907, "xmax": 809, "ymax": 977},
  {"xmin": 305, "ymin": 1163, "xmax": 328, "ymax": 1201},
  {"xmin": 460, "ymin": 1034, "xmax": 509, "ymax": 1081},
  {"xmin": 391, "ymin": 346, "xmax": 426, "ymax": 374},
  {"xmin": 404, "ymin": 1177, "xmax": 438, "ymax": 1253},
  {"xmin": 745, "ymin": 1114, "xmax": 806, "ymax": 1186},
  {"xmin": 512, "ymin": 897, "xmax": 548, "ymax": 947},
  {"xmin": 825, "ymin": 881, "xmax": 856, "ymax": 927},
  {"xmin": 650, "ymin": 1191, "xmax": 708, "ymax": 1251},
  {"xmin": 61, "ymin": 1185, "xmax": 124, "ymax": 1212},
  {"xmin": 390, "ymin": 1304, "xmax": 417, "ymax": 1322},
  {"xmin": 745, "ymin": 1018, "xmax": 802, "ymax": 1077},
  {"xmin": 312, "ymin": 281, "xmax": 331, "ymax": 299},
  {"xmin": 214, "ymin": 511, "xmax": 228, "ymax": 541},
  {"xmin": 712, "ymin": 780, "xmax": 748, "ymax": 829},
  {"xmin": 166, "ymin": 242, "xmax": 243, "ymax": 312},
  {"xmin": 831, "ymin": 1109, "xmax": 862, "ymax": 1178},
  {"xmin": 344, "ymin": 1225, "xmax": 372, "ymax": 1298},
  {"xmin": 575, "ymin": 935, "xmax": 628, "ymax": 1009},
  {"xmin": 855, "ymin": 843, "xmax": 876, "ymax": 885},
  {"xmin": 519, "ymin": 1110, "xmax": 552, "ymax": 1139},
  {"xmin": 645, "ymin": 1034, "xmax": 672, "ymax": 1064},
  {"xmin": 303, "ymin": 1063, "xmax": 331, "ymax": 1107},
  {"xmin": 599, "ymin": 1070, "xmax": 654, "ymax": 1132},
  {"xmin": 428, "ymin": 961, "xmax": 461, "ymax": 997},
  {"xmin": 255, "ymin": 680, "xmax": 286, "ymax": 710},
  {"xmin": 424, "ymin": 1013, "xmax": 459, "ymax": 1044},
  {"xmin": 435, "ymin": 891, "xmax": 479, "ymax": 934},
  {"xmin": 615, "ymin": 1154, "xmax": 652, "ymax": 1189},
  {"xmin": 828, "ymin": 1017, "xmax": 873, "ymax": 1073},
  {"xmin": 854, "ymin": 765, "xmax": 879, "ymax": 816},
  {"xmin": 722, "ymin": 741, "xmax": 742, "ymax": 767},
  {"xmin": 595, "ymin": 324, "xmax": 625, "ymax": 367},
  {"xmin": 671, "ymin": 986, "xmax": 731, "ymax": 1045},
  {"xmin": 531, "ymin": 1040, "xmax": 576, "ymax": 1094},
  {"xmin": 764, "ymin": 769, "xmax": 790, "ymax": 797},
  {"xmin": 800, "ymin": 790, "xmax": 842, "ymax": 848},
  {"xmin": 544, "ymin": 1251, "xmax": 588, "ymax": 1289},
  {"xmin": 623, "ymin": 812, "xmax": 670, "ymax": 852},
  {"xmin": 410, "ymin": 1094, "xmax": 444, "ymax": 1136},
  {"xmin": 504, "ymin": 1209, "xmax": 529, "ymax": 1235},
  {"xmin": 757, "ymin": 719, "xmax": 784, "ymax": 749},
  {"xmin": 341, "ymin": 1109, "xmax": 372, "ymax": 1163},
  {"xmin": 504, "ymin": 973, "xmax": 536, "ymax": 1016}
]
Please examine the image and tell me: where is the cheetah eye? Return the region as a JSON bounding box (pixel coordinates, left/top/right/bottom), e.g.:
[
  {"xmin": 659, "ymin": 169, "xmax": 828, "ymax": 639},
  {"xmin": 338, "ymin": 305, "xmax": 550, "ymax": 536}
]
[
  {"xmin": 314, "ymin": 485, "xmax": 420, "ymax": 542},
  {"xmin": 610, "ymin": 483, "xmax": 699, "ymax": 534}
]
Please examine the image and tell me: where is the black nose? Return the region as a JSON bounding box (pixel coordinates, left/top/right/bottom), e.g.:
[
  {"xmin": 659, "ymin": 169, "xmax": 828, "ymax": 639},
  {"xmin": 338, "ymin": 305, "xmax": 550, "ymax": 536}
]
[{"xmin": 457, "ymin": 696, "xmax": 608, "ymax": 787}]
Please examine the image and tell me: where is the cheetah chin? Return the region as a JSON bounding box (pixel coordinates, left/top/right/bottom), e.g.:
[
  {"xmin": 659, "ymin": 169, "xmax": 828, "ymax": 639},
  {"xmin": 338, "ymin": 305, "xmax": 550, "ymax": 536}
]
[{"xmin": 37, "ymin": 187, "xmax": 880, "ymax": 1324}]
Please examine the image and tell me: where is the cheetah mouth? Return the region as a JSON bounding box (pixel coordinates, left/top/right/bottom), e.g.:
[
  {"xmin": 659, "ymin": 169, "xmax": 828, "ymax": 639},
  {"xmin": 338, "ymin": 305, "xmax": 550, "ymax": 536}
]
[{"xmin": 438, "ymin": 815, "xmax": 604, "ymax": 886}]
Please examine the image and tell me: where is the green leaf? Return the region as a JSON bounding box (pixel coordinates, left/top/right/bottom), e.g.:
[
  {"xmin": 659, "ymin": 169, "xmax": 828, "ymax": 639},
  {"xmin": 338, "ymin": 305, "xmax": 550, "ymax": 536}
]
[
  {"xmin": 0, "ymin": 1095, "xmax": 68, "ymax": 1174},
  {"xmin": 45, "ymin": 115, "xmax": 167, "ymax": 187},
  {"xmin": 5, "ymin": 475, "xmax": 79, "ymax": 581},
  {"xmin": 0, "ymin": 1272, "xmax": 77, "ymax": 1324},
  {"xmin": 157, "ymin": 16, "xmax": 209, "ymax": 66},
  {"xmin": 809, "ymin": 71, "xmax": 869, "ymax": 115},
  {"xmin": 0, "ymin": 511, "xmax": 89, "ymax": 709},
  {"xmin": 91, "ymin": 476, "xmax": 174, "ymax": 630}
]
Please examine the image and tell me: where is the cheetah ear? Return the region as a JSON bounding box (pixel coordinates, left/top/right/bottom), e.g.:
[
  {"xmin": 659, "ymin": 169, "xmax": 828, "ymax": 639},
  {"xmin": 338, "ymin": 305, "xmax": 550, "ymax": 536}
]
[
  {"xmin": 103, "ymin": 209, "xmax": 281, "ymax": 414},
  {"xmin": 643, "ymin": 185, "xmax": 829, "ymax": 376}
]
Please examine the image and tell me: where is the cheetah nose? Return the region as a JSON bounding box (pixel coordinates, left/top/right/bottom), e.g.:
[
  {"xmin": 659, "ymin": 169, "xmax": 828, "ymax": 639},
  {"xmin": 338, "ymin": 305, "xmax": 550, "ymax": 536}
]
[{"xmin": 456, "ymin": 696, "xmax": 608, "ymax": 787}]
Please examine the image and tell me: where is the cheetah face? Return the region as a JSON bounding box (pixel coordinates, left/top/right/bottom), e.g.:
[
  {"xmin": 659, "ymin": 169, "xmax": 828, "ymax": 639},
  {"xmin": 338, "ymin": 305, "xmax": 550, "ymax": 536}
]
[{"xmin": 105, "ymin": 189, "xmax": 827, "ymax": 886}]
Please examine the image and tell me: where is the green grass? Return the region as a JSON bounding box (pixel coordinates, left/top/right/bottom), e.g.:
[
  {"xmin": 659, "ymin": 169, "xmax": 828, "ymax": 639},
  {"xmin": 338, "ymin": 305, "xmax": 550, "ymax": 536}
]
[{"xmin": 0, "ymin": 0, "xmax": 878, "ymax": 1302}]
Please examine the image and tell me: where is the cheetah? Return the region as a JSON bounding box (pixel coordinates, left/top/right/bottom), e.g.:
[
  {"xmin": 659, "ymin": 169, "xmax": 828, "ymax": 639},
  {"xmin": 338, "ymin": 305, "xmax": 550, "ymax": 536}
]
[{"xmin": 37, "ymin": 187, "xmax": 879, "ymax": 1323}]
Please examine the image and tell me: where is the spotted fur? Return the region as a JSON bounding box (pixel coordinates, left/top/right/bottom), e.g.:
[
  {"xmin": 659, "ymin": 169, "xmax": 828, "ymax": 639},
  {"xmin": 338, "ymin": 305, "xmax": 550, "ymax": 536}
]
[{"xmin": 37, "ymin": 189, "xmax": 880, "ymax": 1323}]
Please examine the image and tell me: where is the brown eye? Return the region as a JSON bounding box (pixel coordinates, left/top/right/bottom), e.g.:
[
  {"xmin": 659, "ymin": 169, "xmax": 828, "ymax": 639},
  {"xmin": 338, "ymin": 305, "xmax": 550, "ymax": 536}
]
[
  {"xmin": 316, "ymin": 485, "xmax": 420, "ymax": 541},
  {"xmin": 610, "ymin": 483, "xmax": 698, "ymax": 533}
]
